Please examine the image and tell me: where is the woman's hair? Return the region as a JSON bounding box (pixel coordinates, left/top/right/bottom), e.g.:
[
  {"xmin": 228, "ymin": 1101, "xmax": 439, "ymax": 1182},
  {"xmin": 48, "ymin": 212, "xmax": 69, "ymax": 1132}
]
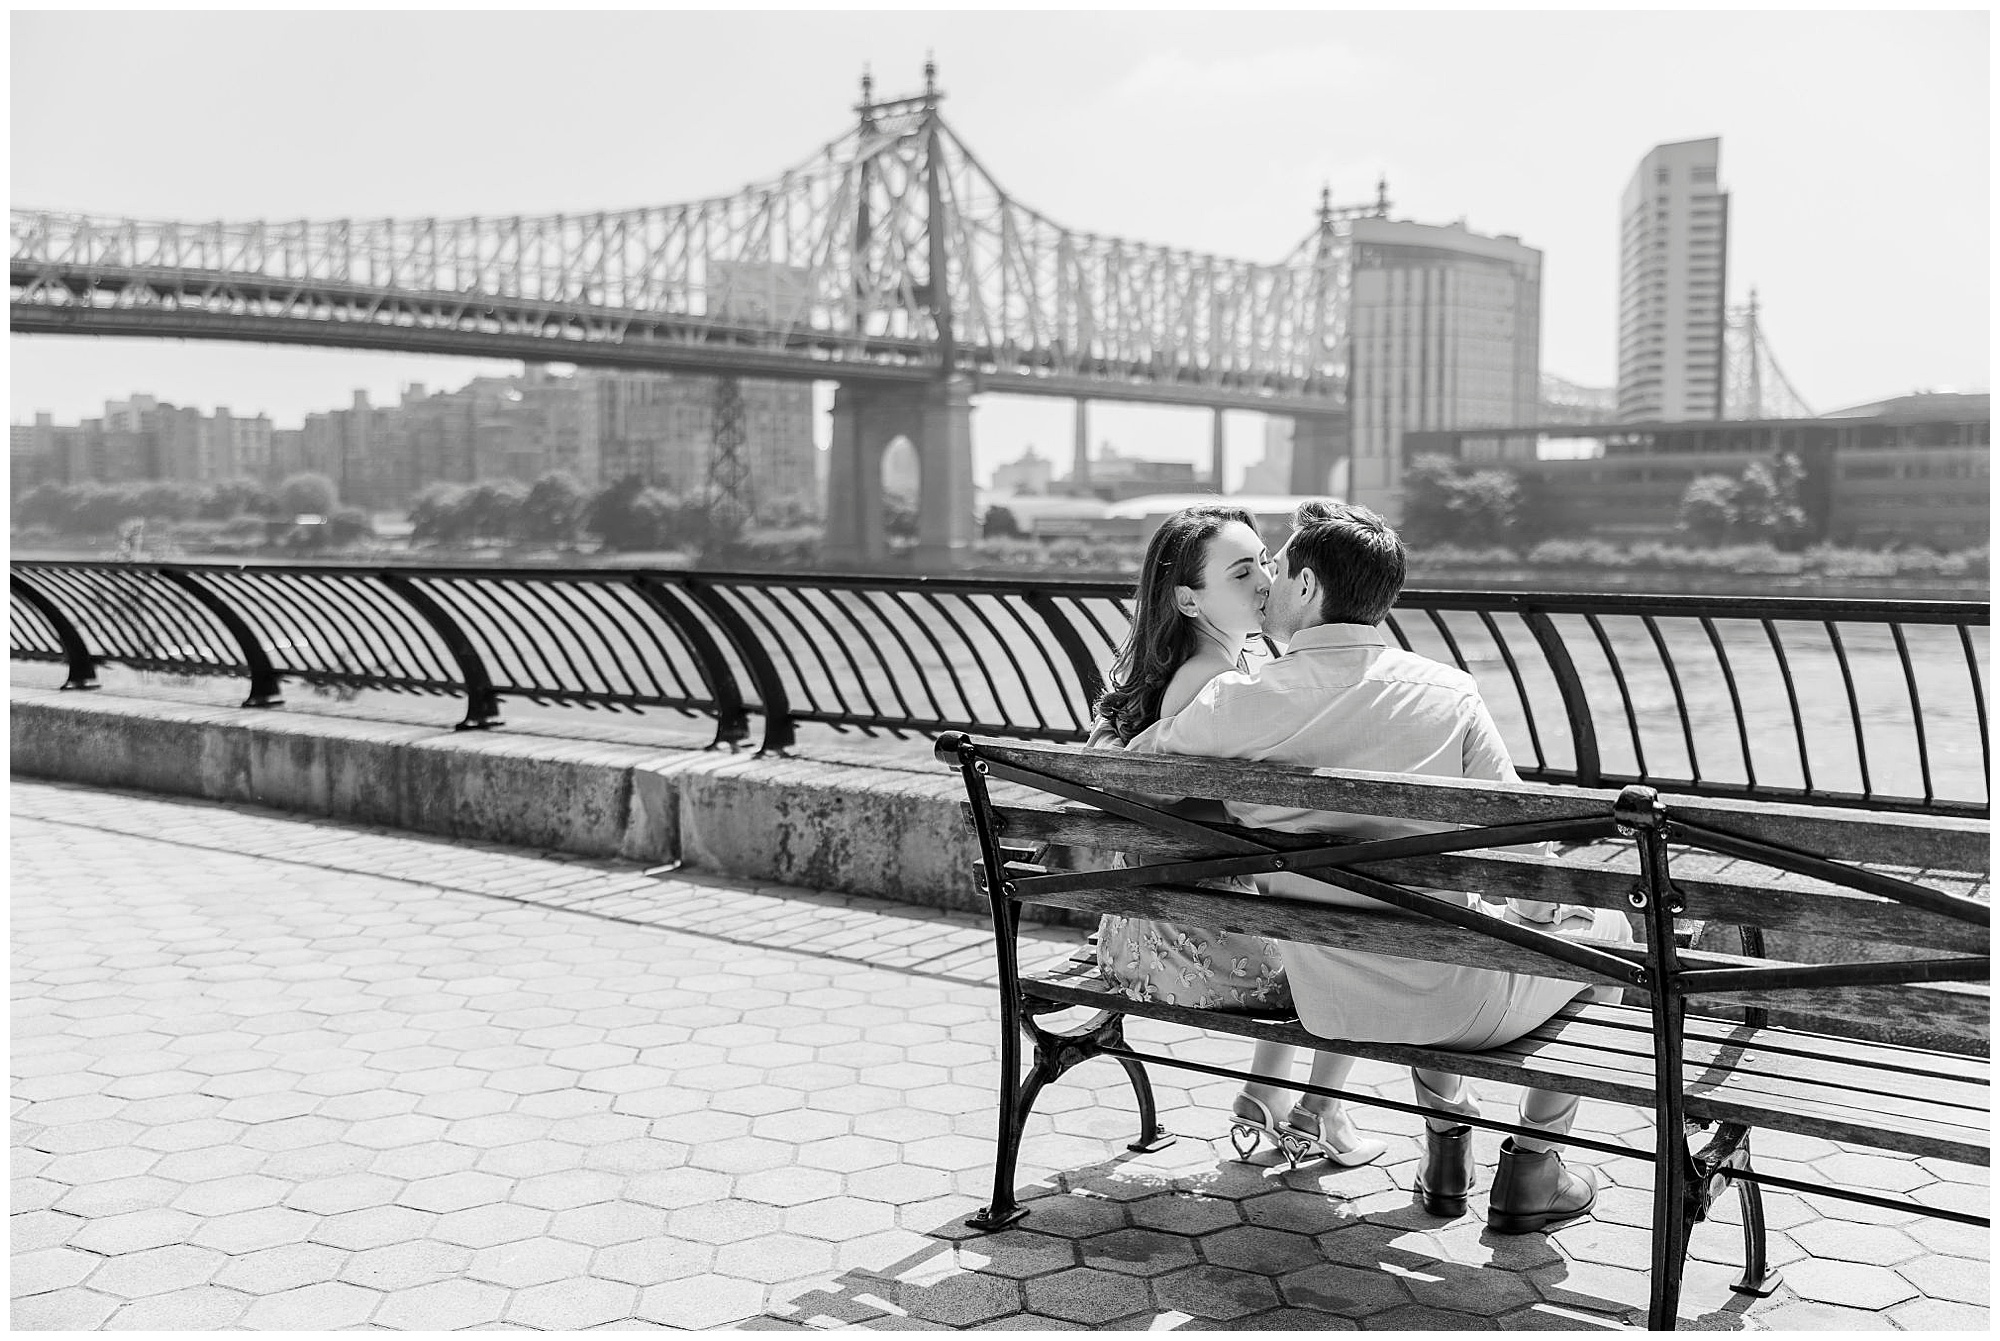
[{"xmin": 1093, "ymin": 504, "xmax": 1256, "ymax": 744}]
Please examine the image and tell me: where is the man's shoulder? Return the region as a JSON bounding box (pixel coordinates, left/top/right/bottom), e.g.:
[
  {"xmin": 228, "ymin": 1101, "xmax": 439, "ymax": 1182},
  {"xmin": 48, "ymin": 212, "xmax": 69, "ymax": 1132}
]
[{"xmin": 1364, "ymin": 645, "xmax": 1483, "ymax": 697}]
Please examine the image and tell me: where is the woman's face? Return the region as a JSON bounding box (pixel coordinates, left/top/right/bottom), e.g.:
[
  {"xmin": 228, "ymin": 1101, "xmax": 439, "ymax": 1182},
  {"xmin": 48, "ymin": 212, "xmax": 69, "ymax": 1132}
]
[{"xmin": 1180, "ymin": 520, "xmax": 1272, "ymax": 640}]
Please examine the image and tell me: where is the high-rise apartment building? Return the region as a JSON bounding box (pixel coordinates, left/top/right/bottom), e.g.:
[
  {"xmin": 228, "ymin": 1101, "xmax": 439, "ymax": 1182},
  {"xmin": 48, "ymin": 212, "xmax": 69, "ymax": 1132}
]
[
  {"xmin": 1617, "ymin": 138, "xmax": 1728, "ymax": 422},
  {"xmin": 1344, "ymin": 218, "xmax": 1543, "ymax": 518}
]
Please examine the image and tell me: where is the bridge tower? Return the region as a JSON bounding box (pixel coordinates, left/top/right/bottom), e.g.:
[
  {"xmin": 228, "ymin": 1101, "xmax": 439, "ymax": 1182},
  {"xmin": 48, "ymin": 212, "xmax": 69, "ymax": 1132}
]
[
  {"xmin": 1724, "ymin": 289, "xmax": 1814, "ymax": 420},
  {"xmin": 823, "ymin": 60, "xmax": 978, "ymax": 570}
]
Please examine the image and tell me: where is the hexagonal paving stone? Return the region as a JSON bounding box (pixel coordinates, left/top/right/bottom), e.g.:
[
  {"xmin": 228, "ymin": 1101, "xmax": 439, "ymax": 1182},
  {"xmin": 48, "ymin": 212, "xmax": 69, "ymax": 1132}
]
[
  {"xmin": 1788, "ymin": 1218, "xmax": 1926, "ymax": 1265},
  {"xmin": 68, "ymin": 1208, "xmax": 200, "ymax": 1256},
  {"xmin": 427, "ymin": 1200, "xmax": 553, "ymax": 1249},
  {"xmin": 506, "ymin": 1276, "xmax": 641, "ymax": 1329},
  {"xmin": 282, "ymin": 1170, "xmax": 402, "ymax": 1218},
  {"xmin": 1897, "ymin": 1252, "xmax": 1990, "ymax": 1305},
  {"xmin": 1810, "ymin": 1152, "xmax": 1933, "ymax": 1195},
  {"xmin": 1784, "ymin": 1257, "xmax": 1920, "ymax": 1310},
  {"xmin": 339, "ymin": 1238, "xmax": 475, "ymax": 1291},
  {"xmin": 689, "ymin": 1135, "xmax": 795, "ymax": 1176},
  {"xmin": 1152, "ymin": 1262, "xmax": 1284, "ymax": 1321},
  {"xmin": 85, "ymin": 1243, "xmax": 226, "ymax": 1300},
  {"xmin": 308, "ymin": 1204, "xmax": 437, "ymax": 1252},
  {"xmin": 711, "ymin": 1232, "xmax": 838, "ymax": 1285},
  {"xmin": 638, "ymin": 1272, "xmax": 771, "ymax": 1329},
  {"xmin": 11, "ymin": 1245, "xmax": 102, "ymax": 1297},
  {"xmin": 1077, "ymin": 1226, "xmax": 1198, "ymax": 1276},
  {"xmin": 668, "ymin": 1197, "xmax": 784, "ymax": 1246},
  {"xmin": 373, "ymin": 1276, "xmax": 513, "ymax": 1330},
  {"xmin": 187, "ymin": 1206, "xmax": 317, "ymax": 1254},
  {"xmin": 101, "ymin": 1285, "xmax": 251, "ymax": 1330},
  {"xmin": 1277, "ymin": 1261, "xmax": 1410, "ymax": 1317},
  {"xmin": 514, "ymin": 1168, "xmax": 627, "ymax": 1211},
  {"xmin": 1202, "ymin": 1224, "xmax": 1324, "ymax": 1276},
  {"xmin": 396, "ymin": 1170, "xmax": 513, "ymax": 1214},
  {"xmin": 10, "ymin": 1286, "xmax": 123, "ymax": 1330},
  {"xmin": 845, "ymin": 1164, "xmax": 955, "ymax": 1206},
  {"xmin": 779, "ymin": 1195, "xmax": 901, "ymax": 1243},
  {"xmin": 592, "ymin": 1237, "xmax": 716, "ymax": 1287},
  {"xmin": 240, "ymin": 1279, "xmax": 385, "ymax": 1329},
  {"xmin": 1127, "ymin": 1191, "xmax": 1242, "ymax": 1236},
  {"xmin": 465, "ymin": 1236, "xmax": 597, "ymax": 1288},
  {"xmin": 1755, "ymin": 1300, "xmax": 1899, "ymax": 1332},
  {"xmin": 549, "ymin": 1201, "xmax": 673, "ymax": 1248},
  {"xmin": 211, "ymin": 1242, "xmax": 348, "ymax": 1296},
  {"xmin": 1016, "ymin": 1266, "xmax": 1147, "ymax": 1324},
  {"xmin": 735, "ymin": 1167, "xmax": 846, "ymax": 1208}
]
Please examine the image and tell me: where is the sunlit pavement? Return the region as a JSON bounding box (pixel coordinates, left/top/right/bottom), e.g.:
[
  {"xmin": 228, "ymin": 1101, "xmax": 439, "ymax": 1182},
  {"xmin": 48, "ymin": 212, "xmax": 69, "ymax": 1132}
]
[{"xmin": 12, "ymin": 780, "xmax": 1989, "ymax": 1330}]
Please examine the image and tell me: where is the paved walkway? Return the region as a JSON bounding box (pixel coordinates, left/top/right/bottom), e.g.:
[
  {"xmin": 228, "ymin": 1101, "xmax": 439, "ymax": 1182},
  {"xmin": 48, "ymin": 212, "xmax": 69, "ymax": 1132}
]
[{"xmin": 11, "ymin": 781, "xmax": 1988, "ymax": 1331}]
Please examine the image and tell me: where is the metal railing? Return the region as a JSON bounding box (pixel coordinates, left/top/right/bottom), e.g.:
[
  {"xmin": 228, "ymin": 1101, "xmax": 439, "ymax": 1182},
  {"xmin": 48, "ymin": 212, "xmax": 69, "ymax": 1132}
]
[{"xmin": 10, "ymin": 559, "xmax": 1989, "ymax": 818}]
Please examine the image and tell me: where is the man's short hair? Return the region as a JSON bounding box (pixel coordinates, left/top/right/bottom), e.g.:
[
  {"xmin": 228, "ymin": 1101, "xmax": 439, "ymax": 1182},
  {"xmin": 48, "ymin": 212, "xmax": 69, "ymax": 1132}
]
[{"xmin": 1283, "ymin": 501, "xmax": 1406, "ymax": 625}]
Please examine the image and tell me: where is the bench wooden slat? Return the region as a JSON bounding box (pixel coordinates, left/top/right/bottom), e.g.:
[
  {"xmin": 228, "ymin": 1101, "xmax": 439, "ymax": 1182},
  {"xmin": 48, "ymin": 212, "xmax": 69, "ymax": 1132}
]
[
  {"xmin": 1029, "ymin": 956, "xmax": 1989, "ymax": 1165},
  {"xmin": 977, "ymin": 740, "xmax": 1991, "ymax": 872},
  {"xmin": 990, "ymin": 802, "xmax": 1989, "ymax": 954},
  {"xmin": 1026, "ymin": 882, "xmax": 1989, "ymax": 1047}
]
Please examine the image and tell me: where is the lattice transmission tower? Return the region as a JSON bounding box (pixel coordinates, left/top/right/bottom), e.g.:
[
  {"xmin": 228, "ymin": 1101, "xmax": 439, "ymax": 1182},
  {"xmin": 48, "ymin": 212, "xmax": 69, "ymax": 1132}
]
[
  {"xmin": 705, "ymin": 376, "xmax": 754, "ymax": 542},
  {"xmin": 1724, "ymin": 289, "xmax": 1814, "ymax": 420}
]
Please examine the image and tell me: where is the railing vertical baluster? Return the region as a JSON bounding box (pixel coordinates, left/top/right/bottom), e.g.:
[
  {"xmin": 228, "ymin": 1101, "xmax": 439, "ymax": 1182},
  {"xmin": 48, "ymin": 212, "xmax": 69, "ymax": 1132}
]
[
  {"xmin": 1021, "ymin": 592, "xmax": 1105, "ymax": 724},
  {"xmin": 630, "ymin": 575, "xmax": 749, "ymax": 748},
  {"xmin": 1958, "ymin": 624, "xmax": 1988, "ymax": 797},
  {"xmin": 1888, "ymin": 623, "xmax": 1935, "ymax": 808},
  {"xmin": 157, "ymin": 567, "xmax": 284, "ymax": 707},
  {"xmin": 676, "ymin": 579, "xmax": 795, "ymax": 755},
  {"xmin": 1523, "ymin": 607, "xmax": 1602, "ymax": 787},
  {"xmin": 10, "ymin": 573, "xmax": 98, "ymax": 690},
  {"xmin": 378, "ymin": 574, "xmax": 502, "ymax": 729}
]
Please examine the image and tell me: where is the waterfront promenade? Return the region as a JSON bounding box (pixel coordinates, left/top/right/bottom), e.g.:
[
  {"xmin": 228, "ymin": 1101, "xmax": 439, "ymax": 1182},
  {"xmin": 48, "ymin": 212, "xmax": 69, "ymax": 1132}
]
[{"xmin": 13, "ymin": 779, "xmax": 1988, "ymax": 1331}]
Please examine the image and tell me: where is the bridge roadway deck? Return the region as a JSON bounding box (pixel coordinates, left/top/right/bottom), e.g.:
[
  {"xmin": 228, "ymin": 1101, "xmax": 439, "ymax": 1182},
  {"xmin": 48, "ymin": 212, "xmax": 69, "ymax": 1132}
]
[{"xmin": 12, "ymin": 780, "xmax": 1988, "ymax": 1331}]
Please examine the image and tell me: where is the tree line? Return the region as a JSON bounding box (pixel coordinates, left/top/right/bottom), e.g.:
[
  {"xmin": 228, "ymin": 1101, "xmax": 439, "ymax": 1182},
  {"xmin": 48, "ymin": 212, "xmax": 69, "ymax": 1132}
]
[{"xmin": 14, "ymin": 473, "xmax": 353, "ymax": 535}]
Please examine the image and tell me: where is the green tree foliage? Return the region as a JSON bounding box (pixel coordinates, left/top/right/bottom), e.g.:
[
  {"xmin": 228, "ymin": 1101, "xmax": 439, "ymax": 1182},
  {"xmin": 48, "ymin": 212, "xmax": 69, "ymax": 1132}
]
[
  {"xmin": 1676, "ymin": 453, "xmax": 1807, "ymax": 549},
  {"xmin": 1399, "ymin": 455, "xmax": 1520, "ymax": 546},
  {"xmin": 408, "ymin": 482, "xmax": 472, "ymax": 543},
  {"xmin": 884, "ymin": 496, "xmax": 921, "ymax": 542},
  {"xmin": 982, "ymin": 505, "xmax": 1024, "ymax": 539},
  {"xmin": 461, "ymin": 480, "xmax": 528, "ymax": 541},
  {"xmin": 520, "ymin": 472, "xmax": 587, "ymax": 544},
  {"xmin": 199, "ymin": 477, "xmax": 279, "ymax": 520},
  {"xmin": 1677, "ymin": 474, "xmax": 1740, "ymax": 545},
  {"xmin": 327, "ymin": 506, "xmax": 374, "ymax": 545},
  {"xmin": 276, "ymin": 472, "xmax": 339, "ymax": 518},
  {"xmin": 583, "ymin": 476, "xmax": 651, "ymax": 551}
]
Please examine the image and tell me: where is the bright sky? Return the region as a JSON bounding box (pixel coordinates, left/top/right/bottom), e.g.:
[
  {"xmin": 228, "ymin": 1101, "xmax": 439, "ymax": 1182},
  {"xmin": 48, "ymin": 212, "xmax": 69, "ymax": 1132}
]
[{"xmin": 10, "ymin": 8, "xmax": 1989, "ymax": 490}]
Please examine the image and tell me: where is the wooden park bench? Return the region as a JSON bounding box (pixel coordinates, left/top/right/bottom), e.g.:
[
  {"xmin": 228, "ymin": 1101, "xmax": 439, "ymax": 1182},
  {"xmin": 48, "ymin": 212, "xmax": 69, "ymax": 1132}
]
[{"xmin": 935, "ymin": 733, "xmax": 1990, "ymax": 1331}]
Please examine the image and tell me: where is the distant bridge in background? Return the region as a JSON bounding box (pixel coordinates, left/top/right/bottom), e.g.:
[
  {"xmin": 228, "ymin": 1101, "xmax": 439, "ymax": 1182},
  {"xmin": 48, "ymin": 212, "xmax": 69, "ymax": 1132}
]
[{"xmin": 11, "ymin": 64, "xmax": 1385, "ymax": 564}]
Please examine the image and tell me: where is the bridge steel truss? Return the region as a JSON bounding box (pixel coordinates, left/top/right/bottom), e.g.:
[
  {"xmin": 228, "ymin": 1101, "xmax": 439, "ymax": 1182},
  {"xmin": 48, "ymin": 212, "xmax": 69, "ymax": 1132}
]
[
  {"xmin": 11, "ymin": 559, "xmax": 1988, "ymax": 820},
  {"xmin": 10, "ymin": 71, "xmax": 1378, "ymax": 414}
]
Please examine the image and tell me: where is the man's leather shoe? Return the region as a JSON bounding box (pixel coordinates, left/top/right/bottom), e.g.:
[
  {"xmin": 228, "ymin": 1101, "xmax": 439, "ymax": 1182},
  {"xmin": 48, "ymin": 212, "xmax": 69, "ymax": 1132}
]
[
  {"xmin": 1486, "ymin": 1138, "xmax": 1598, "ymax": 1233},
  {"xmin": 1414, "ymin": 1123, "xmax": 1474, "ymax": 1217}
]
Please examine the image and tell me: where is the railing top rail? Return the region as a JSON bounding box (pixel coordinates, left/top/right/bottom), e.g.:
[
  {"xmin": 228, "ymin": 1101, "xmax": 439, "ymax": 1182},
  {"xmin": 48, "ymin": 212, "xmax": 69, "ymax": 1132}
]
[{"xmin": 8, "ymin": 560, "xmax": 1988, "ymax": 622}]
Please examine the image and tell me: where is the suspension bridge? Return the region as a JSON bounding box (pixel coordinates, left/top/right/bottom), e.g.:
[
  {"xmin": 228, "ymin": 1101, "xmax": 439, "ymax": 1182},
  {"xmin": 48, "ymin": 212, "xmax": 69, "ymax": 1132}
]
[{"xmin": 11, "ymin": 63, "xmax": 1386, "ymax": 564}]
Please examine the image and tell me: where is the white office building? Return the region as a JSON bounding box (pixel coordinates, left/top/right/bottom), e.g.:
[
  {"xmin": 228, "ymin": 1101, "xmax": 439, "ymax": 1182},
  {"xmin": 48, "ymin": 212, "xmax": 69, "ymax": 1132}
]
[
  {"xmin": 1617, "ymin": 138, "xmax": 1729, "ymax": 422},
  {"xmin": 1345, "ymin": 218, "xmax": 1543, "ymax": 519}
]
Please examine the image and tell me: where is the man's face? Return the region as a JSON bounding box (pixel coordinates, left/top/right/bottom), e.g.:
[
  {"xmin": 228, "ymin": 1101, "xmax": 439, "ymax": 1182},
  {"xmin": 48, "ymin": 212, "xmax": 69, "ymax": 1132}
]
[{"xmin": 1260, "ymin": 535, "xmax": 1315, "ymax": 641}]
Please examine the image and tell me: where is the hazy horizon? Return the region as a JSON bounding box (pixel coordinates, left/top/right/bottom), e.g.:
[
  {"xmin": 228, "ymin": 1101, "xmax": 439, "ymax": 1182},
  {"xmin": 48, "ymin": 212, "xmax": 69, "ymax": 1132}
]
[{"xmin": 11, "ymin": 9, "xmax": 1989, "ymax": 489}]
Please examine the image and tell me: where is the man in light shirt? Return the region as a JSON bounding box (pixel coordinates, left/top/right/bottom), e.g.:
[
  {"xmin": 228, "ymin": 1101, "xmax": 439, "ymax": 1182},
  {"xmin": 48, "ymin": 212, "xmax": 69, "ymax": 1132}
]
[{"xmin": 1148, "ymin": 501, "xmax": 1633, "ymax": 1233}]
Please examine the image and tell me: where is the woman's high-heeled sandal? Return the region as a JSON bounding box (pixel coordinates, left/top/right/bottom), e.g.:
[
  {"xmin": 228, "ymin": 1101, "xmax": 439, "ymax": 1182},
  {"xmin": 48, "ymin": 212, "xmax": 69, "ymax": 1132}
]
[
  {"xmin": 1227, "ymin": 1092, "xmax": 1289, "ymax": 1161},
  {"xmin": 1280, "ymin": 1104, "xmax": 1388, "ymax": 1169}
]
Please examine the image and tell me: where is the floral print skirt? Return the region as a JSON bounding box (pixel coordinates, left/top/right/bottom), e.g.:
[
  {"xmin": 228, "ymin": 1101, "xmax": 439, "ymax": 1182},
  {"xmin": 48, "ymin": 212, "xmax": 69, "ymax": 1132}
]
[{"xmin": 1096, "ymin": 914, "xmax": 1290, "ymax": 1012}]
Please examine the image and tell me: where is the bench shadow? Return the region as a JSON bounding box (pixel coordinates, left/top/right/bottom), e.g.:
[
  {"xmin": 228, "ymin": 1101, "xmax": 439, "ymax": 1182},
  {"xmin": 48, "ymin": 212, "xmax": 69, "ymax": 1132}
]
[{"xmin": 752, "ymin": 1144, "xmax": 1761, "ymax": 1331}]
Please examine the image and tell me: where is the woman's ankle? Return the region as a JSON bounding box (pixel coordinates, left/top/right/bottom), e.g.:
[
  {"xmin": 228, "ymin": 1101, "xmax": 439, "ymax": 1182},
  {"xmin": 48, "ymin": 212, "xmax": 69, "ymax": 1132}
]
[{"xmin": 1239, "ymin": 1084, "xmax": 1288, "ymax": 1113}]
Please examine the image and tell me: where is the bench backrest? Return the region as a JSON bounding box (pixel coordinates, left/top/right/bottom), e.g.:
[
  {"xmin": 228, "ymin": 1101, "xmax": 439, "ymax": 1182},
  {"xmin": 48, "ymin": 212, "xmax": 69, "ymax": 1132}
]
[{"xmin": 937, "ymin": 734, "xmax": 1992, "ymax": 1056}]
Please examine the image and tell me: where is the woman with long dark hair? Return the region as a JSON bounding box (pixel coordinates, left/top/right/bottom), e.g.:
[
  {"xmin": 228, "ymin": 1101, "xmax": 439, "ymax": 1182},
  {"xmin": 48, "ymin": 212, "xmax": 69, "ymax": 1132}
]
[{"xmin": 1091, "ymin": 505, "xmax": 1384, "ymax": 1169}]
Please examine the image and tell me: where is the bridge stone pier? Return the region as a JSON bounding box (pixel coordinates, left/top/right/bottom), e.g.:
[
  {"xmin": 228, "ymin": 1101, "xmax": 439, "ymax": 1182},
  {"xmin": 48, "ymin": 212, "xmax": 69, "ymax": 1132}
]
[
  {"xmin": 1289, "ymin": 410, "xmax": 1351, "ymax": 496},
  {"xmin": 824, "ymin": 376, "xmax": 977, "ymax": 569}
]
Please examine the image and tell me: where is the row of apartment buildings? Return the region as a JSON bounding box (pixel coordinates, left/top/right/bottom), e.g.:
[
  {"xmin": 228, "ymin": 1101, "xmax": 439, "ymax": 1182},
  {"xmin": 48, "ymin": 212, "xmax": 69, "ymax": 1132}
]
[{"xmin": 12, "ymin": 368, "xmax": 821, "ymax": 518}]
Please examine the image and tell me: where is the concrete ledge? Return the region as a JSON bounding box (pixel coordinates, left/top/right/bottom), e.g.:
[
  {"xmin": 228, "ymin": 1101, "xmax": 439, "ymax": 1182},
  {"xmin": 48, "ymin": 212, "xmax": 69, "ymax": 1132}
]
[{"xmin": 10, "ymin": 686, "xmax": 982, "ymax": 911}]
